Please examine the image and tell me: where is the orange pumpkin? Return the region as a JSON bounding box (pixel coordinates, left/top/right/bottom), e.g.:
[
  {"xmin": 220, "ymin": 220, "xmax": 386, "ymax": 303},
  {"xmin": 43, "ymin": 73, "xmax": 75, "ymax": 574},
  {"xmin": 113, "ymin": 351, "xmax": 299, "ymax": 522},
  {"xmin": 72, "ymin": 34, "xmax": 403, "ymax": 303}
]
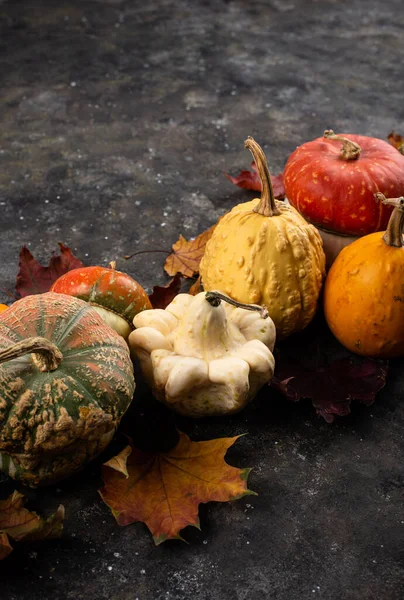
[
  {"xmin": 0, "ymin": 305, "xmax": 8, "ymax": 313},
  {"xmin": 50, "ymin": 263, "xmax": 151, "ymax": 339},
  {"xmin": 324, "ymin": 194, "xmax": 404, "ymax": 358}
]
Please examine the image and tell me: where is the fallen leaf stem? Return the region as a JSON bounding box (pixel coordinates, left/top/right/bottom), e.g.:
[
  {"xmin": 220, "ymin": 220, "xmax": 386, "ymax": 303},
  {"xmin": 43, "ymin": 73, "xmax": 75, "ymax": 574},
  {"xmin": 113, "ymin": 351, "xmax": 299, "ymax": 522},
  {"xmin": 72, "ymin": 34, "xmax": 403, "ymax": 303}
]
[{"xmin": 124, "ymin": 249, "xmax": 171, "ymax": 260}]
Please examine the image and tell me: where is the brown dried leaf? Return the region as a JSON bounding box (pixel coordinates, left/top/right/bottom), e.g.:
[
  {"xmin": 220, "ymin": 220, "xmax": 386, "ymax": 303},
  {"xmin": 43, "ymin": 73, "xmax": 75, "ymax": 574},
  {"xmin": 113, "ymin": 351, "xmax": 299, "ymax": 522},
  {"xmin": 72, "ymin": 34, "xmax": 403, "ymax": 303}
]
[
  {"xmin": 188, "ymin": 276, "xmax": 202, "ymax": 296},
  {"xmin": 149, "ymin": 273, "xmax": 182, "ymax": 309},
  {"xmin": 387, "ymin": 131, "xmax": 404, "ymax": 154},
  {"xmin": 272, "ymin": 356, "xmax": 388, "ymax": 423},
  {"xmin": 271, "ymin": 315, "xmax": 389, "ymax": 422},
  {"xmin": 99, "ymin": 431, "xmax": 254, "ymax": 545},
  {"xmin": 164, "ymin": 225, "xmax": 216, "ymax": 278},
  {"xmin": 0, "ymin": 490, "xmax": 64, "ymax": 560},
  {"xmin": 0, "ymin": 532, "xmax": 13, "ymax": 560},
  {"xmin": 16, "ymin": 243, "xmax": 84, "ymax": 297}
]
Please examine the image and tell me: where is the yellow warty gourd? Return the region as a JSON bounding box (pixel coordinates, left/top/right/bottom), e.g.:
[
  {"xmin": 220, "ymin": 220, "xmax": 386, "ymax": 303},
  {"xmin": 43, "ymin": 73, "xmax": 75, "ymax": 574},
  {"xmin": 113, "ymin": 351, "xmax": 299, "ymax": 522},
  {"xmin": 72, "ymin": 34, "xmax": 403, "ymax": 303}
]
[{"xmin": 200, "ymin": 137, "xmax": 326, "ymax": 339}]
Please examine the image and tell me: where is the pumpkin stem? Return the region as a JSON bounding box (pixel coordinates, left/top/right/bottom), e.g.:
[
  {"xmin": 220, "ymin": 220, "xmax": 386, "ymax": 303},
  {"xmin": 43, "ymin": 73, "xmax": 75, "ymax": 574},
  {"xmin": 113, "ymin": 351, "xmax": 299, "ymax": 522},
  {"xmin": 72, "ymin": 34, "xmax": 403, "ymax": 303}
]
[
  {"xmin": 375, "ymin": 193, "xmax": 404, "ymax": 247},
  {"xmin": 109, "ymin": 261, "xmax": 116, "ymax": 271},
  {"xmin": 205, "ymin": 291, "xmax": 269, "ymax": 319},
  {"xmin": 0, "ymin": 337, "xmax": 63, "ymax": 372},
  {"xmin": 323, "ymin": 130, "xmax": 361, "ymax": 161},
  {"xmin": 244, "ymin": 137, "xmax": 280, "ymax": 217}
]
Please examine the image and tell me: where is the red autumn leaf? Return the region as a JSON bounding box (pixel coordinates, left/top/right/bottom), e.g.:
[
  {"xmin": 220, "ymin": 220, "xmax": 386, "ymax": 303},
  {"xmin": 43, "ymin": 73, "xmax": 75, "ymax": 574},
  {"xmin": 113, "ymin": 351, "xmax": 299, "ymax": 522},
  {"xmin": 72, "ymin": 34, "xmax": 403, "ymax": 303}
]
[
  {"xmin": 225, "ymin": 161, "xmax": 285, "ymax": 199},
  {"xmin": 0, "ymin": 490, "xmax": 64, "ymax": 560},
  {"xmin": 164, "ymin": 225, "xmax": 216, "ymax": 278},
  {"xmin": 272, "ymin": 356, "xmax": 388, "ymax": 423},
  {"xmin": 99, "ymin": 431, "xmax": 254, "ymax": 545},
  {"xmin": 16, "ymin": 243, "xmax": 85, "ymax": 298},
  {"xmin": 387, "ymin": 131, "xmax": 404, "ymax": 154},
  {"xmin": 148, "ymin": 273, "xmax": 182, "ymax": 309}
]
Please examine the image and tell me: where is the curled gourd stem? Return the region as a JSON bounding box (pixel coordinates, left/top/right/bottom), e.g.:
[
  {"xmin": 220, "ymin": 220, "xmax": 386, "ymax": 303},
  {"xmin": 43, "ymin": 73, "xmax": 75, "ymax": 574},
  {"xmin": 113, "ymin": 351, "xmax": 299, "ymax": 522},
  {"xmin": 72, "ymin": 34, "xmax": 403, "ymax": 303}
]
[
  {"xmin": 109, "ymin": 261, "xmax": 117, "ymax": 270},
  {"xmin": 375, "ymin": 193, "xmax": 404, "ymax": 248},
  {"xmin": 324, "ymin": 129, "xmax": 361, "ymax": 161},
  {"xmin": 244, "ymin": 137, "xmax": 280, "ymax": 217},
  {"xmin": 0, "ymin": 337, "xmax": 63, "ymax": 372},
  {"xmin": 205, "ymin": 290, "xmax": 269, "ymax": 319}
]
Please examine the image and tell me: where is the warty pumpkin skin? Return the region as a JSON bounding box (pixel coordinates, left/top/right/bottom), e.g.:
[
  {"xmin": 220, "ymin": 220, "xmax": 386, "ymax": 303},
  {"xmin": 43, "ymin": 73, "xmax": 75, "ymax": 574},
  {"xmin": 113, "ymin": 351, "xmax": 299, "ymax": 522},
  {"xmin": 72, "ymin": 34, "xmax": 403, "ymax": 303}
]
[
  {"xmin": 200, "ymin": 138, "xmax": 326, "ymax": 339},
  {"xmin": 324, "ymin": 194, "xmax": 404, "ymax": 358},
  {"xmin": 0, "ymin": 292, "xmax": 135, "ymax": 486}
]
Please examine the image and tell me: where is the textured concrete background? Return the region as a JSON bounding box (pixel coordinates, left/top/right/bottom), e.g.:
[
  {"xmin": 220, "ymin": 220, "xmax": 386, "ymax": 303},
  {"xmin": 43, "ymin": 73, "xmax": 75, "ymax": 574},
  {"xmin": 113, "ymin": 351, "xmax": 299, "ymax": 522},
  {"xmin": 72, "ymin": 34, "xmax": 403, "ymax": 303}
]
[{"xmin": 1, "ymin": 1, "xmax": 404, "ymax": 599}]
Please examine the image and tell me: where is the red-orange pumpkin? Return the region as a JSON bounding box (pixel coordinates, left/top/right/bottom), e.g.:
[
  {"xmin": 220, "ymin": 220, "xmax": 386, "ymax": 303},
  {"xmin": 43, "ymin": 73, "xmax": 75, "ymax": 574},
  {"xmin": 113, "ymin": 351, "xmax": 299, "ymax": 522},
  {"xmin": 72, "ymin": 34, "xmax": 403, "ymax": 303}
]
[
  {"xmin": 0, "ymin": 292, "xmax": 135, "ymax": 486},
  {"xmin": 284, "ymin": 131, "xmax": 404, "ymax": 265},
  {"xmin": 50, "ymin": 263, "xmax": 151, "ymax": 339},
  {"xmin": 324, "ymin": 194, "xmax": 404, "ymax": 358}
]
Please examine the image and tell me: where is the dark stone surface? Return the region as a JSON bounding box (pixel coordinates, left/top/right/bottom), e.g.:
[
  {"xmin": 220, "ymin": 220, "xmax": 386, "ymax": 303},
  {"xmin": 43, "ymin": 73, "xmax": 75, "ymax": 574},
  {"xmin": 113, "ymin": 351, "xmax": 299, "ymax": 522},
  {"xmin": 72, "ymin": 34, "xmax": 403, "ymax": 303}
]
[{"xmin": 1, "ymin": 0, "xmax": 404, "ymax": 598}]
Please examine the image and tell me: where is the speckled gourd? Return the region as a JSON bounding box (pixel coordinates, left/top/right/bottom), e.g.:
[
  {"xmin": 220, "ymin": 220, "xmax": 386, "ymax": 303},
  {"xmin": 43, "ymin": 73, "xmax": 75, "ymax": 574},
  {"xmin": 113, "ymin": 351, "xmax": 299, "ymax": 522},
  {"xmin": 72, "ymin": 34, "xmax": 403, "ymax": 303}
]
[
  {"xmin": 0, "ymin": 292, "xmax": 135, "ymax": 486},
  {"xmin": 129, "ymin": 291, "xmax": 276, "ymax": 417},
  {"xmin": 200, "ymin": 137, "xmax": 326, "ymax": 339}
]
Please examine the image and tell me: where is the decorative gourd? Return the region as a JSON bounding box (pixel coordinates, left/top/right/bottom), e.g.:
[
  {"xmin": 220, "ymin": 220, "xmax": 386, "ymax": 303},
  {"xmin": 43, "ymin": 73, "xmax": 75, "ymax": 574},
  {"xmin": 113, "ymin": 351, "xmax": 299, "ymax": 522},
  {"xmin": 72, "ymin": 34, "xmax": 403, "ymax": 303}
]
[
  {"xmin": 200, "ymin": 137, "xmax": 326, "ymax": 340},
  {"xmin": 0, "ymin": 292, "xmax": 135, "ymax": 486},
  {"xmin": 284, "ymin": 131, "xmax": 404, "ymax": 265},
  {"xmin": 0, "ymin": 305, "xmax": 8, "ymax": 313},
  {"xmin": 50, "ymin": 263, "xmax": 151, "ymax": 339},
  {"xmin": 324, "ymin": 194, "xmax": 404, "ymax": 358},
  {"xmin": 129, "ymin": 291, "xmax": 276, "ymax": 417}
]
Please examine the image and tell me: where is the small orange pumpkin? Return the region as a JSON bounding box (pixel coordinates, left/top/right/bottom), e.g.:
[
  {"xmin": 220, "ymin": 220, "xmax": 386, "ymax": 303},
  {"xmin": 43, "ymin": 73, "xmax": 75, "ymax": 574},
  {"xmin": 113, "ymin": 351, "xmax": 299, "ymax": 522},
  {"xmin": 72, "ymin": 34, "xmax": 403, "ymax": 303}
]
[{"xmin": 324, "ymin": 193, "xmax": 404, "ymax": 358}]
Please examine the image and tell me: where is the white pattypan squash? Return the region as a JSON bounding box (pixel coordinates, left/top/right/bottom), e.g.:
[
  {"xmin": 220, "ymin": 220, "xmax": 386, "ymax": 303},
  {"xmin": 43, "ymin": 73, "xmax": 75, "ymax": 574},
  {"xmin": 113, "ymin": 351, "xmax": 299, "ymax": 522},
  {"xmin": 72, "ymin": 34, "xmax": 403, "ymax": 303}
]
[{"xmin": 129, "ymin": 291, "xmax": 276, "ymax": 418}]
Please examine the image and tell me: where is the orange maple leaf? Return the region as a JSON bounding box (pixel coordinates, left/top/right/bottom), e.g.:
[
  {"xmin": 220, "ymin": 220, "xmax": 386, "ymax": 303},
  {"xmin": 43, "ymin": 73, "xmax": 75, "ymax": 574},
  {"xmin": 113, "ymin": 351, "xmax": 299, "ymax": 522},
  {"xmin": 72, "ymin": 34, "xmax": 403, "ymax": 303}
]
[
  {"xmin": 188, "ymin": 275, "xmax": 202, "ymax": 296},
  {"xmin": 99, "ymin": 431, "xmax": 255, "ymax": 545},
  {"xmin": 0, "ymin": 490, "xmax": 64, "ymax": 560},
  {"xmin": 164, "ymin": 225, "xmax": 216, "ymax": 278}
]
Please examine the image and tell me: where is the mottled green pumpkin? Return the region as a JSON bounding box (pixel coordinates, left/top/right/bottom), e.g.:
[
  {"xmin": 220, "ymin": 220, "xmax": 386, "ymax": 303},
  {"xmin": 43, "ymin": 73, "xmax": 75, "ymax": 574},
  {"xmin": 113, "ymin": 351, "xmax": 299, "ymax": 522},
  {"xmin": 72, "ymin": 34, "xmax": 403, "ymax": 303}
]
[{"xmin": 0, "ymin": 292, "xmax": 135, "ymax": 487}]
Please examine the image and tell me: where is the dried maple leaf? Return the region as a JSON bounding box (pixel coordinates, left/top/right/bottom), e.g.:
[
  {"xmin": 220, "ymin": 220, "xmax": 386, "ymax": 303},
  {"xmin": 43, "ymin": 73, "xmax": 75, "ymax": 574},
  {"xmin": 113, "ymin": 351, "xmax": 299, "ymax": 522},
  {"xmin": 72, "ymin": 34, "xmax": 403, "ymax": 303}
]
[
  {"xmin": 148, "ymin": 273, "xmax": 182, "ymax": 309},
  {"xmin": 99, "ymin": 431, "xmax": 254, "ymax": 544},
  {"xmin": 225, "ymin": 161, "xmax": 285, "ymax": 199},
  {"xmin": 0, "ymin": 490, "xmax": 64, "ymax": 560},
  {"xmin": 0, "ymin": 532, "xmax": 13, "ymax": 560},
  {"xmin": 188, "ymin": 275, "xmax": 202, "ymax": 296},
  {"xmin": 164, "ymin": 225, "xmax": 216, "ymax": 278},
  {"xmin": 272, "ymin": 356, "xmax": 388, "ymax": 423},
  {"xmin": 387, "ymin": 131, "xmax": 404, "ymax": 154},
  {"xmin": 16, "ymin": 243, "xmax": 84, "ymax": 297}
]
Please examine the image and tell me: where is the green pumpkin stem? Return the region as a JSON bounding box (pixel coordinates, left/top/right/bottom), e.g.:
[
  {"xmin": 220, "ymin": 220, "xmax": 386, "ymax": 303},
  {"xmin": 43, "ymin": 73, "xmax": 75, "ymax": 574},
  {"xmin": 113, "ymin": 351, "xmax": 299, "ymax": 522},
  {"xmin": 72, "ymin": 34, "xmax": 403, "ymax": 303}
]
[
  {"xmin": 205, "ymin": 290, "xmax": 269, "ymax": 319},
  {"xmin": 244, "ymin": 137, "xmax": 280, "ymax": 217},
  {"xmin": 323, "ymin": 130, "xmax": 361, "ymax": 161},
  {"xmin": 0, "ymin": 337, "xmax": 63, "ymax": 372},
  {"xmin": 375, "ymin": 193, "xmax": 404, "ymax": 248}
]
